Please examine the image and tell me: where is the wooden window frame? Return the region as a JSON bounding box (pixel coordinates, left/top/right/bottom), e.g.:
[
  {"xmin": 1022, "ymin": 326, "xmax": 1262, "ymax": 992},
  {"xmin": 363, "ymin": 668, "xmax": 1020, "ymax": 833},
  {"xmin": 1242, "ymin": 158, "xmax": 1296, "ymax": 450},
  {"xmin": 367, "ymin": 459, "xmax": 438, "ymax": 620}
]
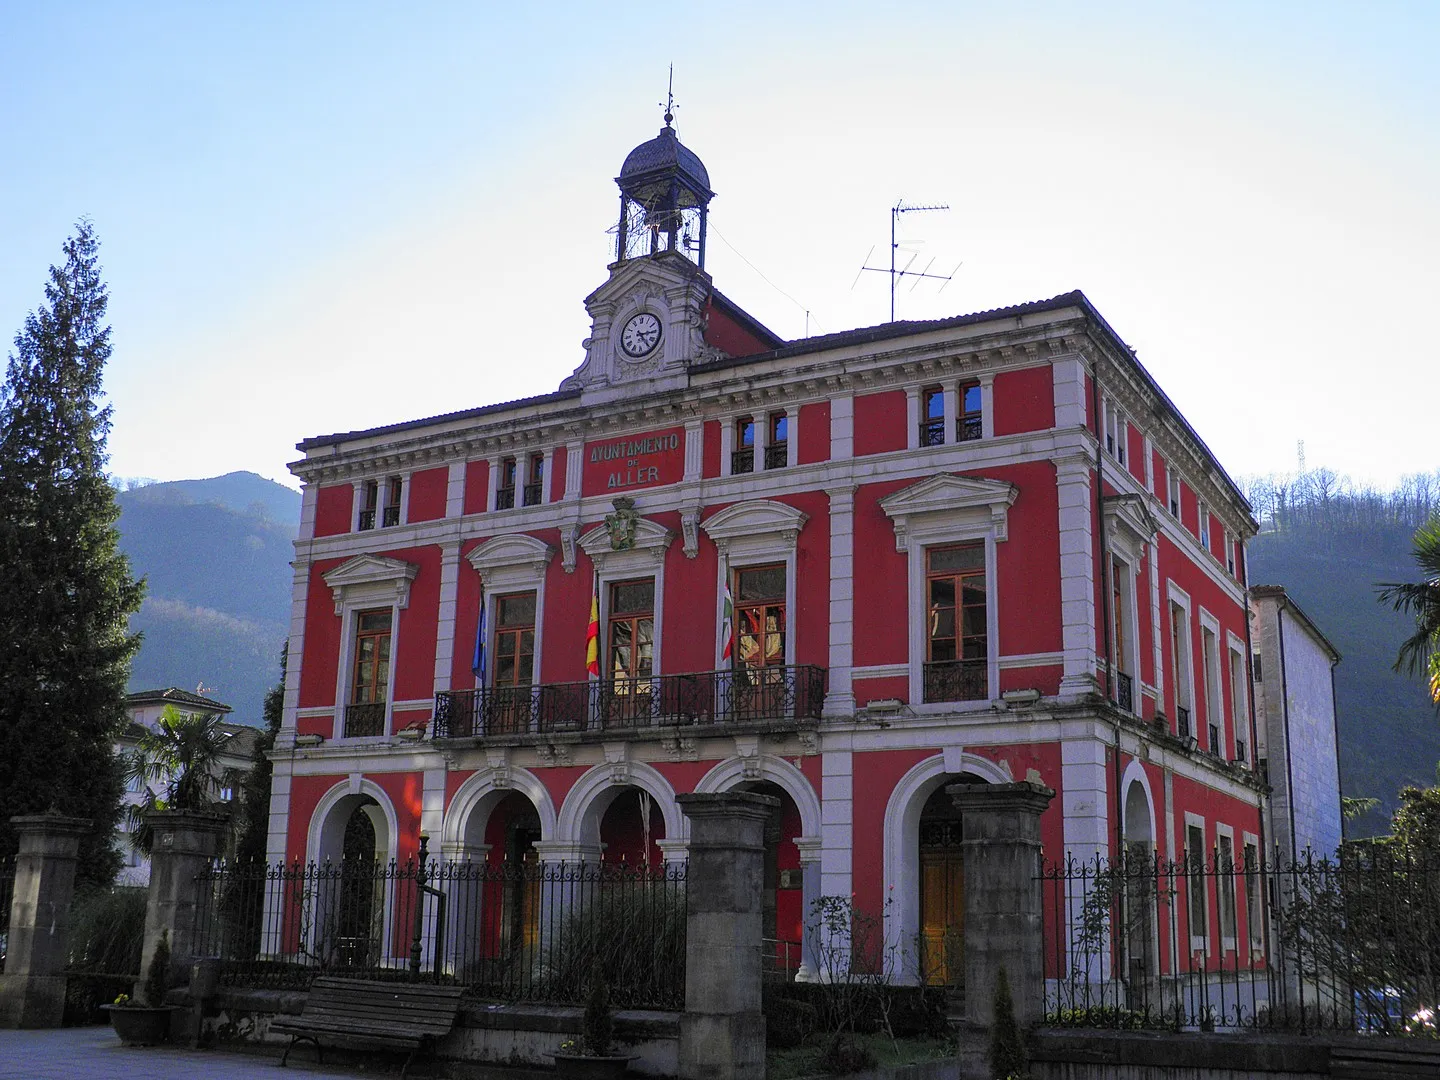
[
  {"xmin": 923, "ymin": 543, "xmax": 988, "ymax": 703},
  {"xmin": 957, "ymin": 380, "xmax": 982, "ymax": 442}
]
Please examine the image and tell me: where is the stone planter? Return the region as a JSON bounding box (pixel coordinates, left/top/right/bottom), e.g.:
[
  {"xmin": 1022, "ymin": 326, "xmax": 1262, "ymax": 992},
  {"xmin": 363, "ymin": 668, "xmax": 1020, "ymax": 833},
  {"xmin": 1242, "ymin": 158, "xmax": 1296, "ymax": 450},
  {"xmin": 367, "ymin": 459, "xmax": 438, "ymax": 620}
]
[
  {"xmin": 103, "ymin": 1004, "xmax": 173, "ymax": 1046},
  {"xmin": 550, "ymin": 1052, "xmax": 636, "ymax": 1080}
]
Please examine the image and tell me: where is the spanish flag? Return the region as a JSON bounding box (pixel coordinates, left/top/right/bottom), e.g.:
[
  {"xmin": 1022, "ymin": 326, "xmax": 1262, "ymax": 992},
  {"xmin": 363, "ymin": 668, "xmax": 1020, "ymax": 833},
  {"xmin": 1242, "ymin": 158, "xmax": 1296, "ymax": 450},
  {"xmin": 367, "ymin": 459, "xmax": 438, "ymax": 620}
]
[{"xmin": 585, "ymin": 580, "xmax": 600, "ymax": 677}]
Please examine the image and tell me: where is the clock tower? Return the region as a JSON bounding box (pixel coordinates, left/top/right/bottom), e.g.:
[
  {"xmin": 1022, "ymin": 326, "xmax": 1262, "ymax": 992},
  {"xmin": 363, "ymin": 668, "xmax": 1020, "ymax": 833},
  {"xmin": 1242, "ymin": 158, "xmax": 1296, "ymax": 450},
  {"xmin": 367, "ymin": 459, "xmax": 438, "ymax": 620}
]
[{"xmin": 560, "ymin": 110, "xmax": 728, "ymax": 403}]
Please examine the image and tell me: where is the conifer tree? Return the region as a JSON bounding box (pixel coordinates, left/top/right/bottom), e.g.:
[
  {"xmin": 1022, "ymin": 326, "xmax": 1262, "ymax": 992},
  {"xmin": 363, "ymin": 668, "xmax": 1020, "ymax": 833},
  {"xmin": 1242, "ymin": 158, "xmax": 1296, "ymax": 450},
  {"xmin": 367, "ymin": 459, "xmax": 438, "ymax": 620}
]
[{"xmin": 0, "ymin": 221, "xmax": 143, "ymax": 890}]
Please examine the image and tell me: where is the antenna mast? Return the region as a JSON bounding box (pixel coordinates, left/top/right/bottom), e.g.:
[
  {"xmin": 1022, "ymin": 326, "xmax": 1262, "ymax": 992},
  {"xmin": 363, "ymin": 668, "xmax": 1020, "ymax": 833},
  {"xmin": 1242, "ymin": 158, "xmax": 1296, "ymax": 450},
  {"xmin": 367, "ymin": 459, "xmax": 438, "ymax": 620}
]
[{"xmin": 858, "ymin": 200, "xmax": 956, "ymax": 321}]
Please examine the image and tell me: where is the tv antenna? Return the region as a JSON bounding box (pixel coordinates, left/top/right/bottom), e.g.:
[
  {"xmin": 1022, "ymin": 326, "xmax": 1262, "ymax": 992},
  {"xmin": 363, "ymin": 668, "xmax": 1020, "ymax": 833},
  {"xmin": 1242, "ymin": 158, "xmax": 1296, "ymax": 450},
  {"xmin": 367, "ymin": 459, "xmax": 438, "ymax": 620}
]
[{"xmin": 856, "ymin": 200, "xmax": 957, "ymax": 322}]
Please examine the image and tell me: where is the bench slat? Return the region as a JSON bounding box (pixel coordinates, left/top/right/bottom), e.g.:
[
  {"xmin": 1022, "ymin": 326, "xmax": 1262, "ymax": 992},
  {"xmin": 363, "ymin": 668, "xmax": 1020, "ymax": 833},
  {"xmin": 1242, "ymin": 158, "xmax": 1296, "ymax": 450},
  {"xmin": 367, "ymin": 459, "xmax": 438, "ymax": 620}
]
[{"xmin": 274, "ymin": 977, "xmax": 466, "ymax": 1067}]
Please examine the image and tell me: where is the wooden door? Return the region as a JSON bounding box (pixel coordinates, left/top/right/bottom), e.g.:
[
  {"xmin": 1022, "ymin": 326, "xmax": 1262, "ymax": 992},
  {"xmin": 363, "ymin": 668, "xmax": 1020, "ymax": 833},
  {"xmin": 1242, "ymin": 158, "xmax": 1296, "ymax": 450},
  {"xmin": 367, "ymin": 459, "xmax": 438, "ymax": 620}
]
[{"xmin": 920, "ymin": 820, "xmax": 965, "ymax": 987}]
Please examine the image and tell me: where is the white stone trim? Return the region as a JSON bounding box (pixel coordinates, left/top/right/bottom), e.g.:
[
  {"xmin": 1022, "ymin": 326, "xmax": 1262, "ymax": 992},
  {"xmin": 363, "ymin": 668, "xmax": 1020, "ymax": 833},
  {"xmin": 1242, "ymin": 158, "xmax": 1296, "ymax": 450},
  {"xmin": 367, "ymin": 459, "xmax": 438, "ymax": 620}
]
[
  {"xmin": 466, "ymin": 534, "xmax": 555, "ymax": 691},
  {"xmin": 1183, "ymin": 811, "xmax": 1210, "ymax": 953},
  {"xmin": 881, "ymin": 750, "xmax": 1011, "ymax": 981},
  {"xmin": 879, "ymin": 474, "xmax": 1013, "ymax": 706},
  {"xmin": 306, "ymin": 776, "xmax": 401, "ymax": 866},
  {"xmin": 853, "ymin": 663, "xmax": 908, "ymax": 680},
  {"xmin": 905, "ymin": 386, "xmax": 921, "ymax": 451},
  {"xmin": 1056, "ymin": 455, "xmax": 1097, "ymax": 695},
  {"xmin": 683, "ymin": 420, "xmax": 704, "ymax": 482},
  {"xmin": 298, "ymin": 484, "xmax": 318, "ymax": 542},
  {"xmin": 830, "ymin": 394, "xmax": 853, "ymax": 460},
  {"xmin": 694, "ymin": 754, "xmax": 822, "ymax": 838},
  {"xmin": 440, "ymin": 765, "xmax": 558, "ymax": 857},
  {"xmin": 702, "ymin": 500, "xmax": 808, "ymax": 671},
  {"xmin": 433, "ymin": 542, "xmax": 461, "ymax": 694},
  {"xmin": 1120, "ymin": 759, "xmax": 1157, "ymax": 845},
  {"xmin": 978, "ymin": 373, "xmax": 996, "ymax": 441},
  {"xmin": 324, "ymin": 555, "xmax": 418, "ymax": 739},
  {"xmin": 445, "ymin": 462, "xmax": 465, "ymax": 519},
  {"xmin": 554, "ymin": 760, "xmax": 686, "ymax": 851},
  {"xmin": 998, "ymin": 652, "xmax": 1066, "ymax": 670}
]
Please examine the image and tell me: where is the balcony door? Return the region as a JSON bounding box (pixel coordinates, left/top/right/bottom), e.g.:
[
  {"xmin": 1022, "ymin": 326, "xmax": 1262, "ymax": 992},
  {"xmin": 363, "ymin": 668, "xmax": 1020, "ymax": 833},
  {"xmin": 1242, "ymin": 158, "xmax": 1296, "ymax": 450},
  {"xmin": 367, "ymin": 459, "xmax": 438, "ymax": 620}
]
[
  {"xmin": 734, "ymin": 565, "xmax": 787, "ymax": 718},
  {"xmin": 924, "ymin": 544, "xmax": 987, "ymax": 703},
  {"xmin": 607, "ymin": 580, "xmax": 655, "ymax": 725},
  {"xmin": 492, "ymin": 592, "xmax": 536, "ymax": 734}
]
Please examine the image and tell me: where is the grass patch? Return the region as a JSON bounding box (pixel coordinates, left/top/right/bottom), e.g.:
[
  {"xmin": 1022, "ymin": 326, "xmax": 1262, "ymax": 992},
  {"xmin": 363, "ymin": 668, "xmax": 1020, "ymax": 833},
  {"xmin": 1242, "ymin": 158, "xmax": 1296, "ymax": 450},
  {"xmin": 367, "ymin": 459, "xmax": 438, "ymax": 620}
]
[{"xmin": 767, "ymin": 1033, "xmax": 953, "ymax": 1079}]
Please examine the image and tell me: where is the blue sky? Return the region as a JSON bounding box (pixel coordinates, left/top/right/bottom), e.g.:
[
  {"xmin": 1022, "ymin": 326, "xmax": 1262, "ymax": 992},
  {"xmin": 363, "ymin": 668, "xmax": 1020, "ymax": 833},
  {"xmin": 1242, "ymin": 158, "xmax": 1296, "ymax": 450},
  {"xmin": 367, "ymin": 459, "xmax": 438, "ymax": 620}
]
[{"xmin": 2, "ymin": 2, "xmax": 1436, "ymax": 490}]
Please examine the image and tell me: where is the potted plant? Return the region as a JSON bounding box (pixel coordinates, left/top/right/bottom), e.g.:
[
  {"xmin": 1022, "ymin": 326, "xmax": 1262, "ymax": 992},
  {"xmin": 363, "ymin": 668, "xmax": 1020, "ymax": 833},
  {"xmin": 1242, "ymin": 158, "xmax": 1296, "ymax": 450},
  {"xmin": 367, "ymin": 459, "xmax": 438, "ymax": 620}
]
[
  {"xmin": 551, "ymin": 978, "xmax": 635, "ymax": 1080},
  {"xmin": 104, "ymin": 930, "xmax": 173, "ymax": 1045}
]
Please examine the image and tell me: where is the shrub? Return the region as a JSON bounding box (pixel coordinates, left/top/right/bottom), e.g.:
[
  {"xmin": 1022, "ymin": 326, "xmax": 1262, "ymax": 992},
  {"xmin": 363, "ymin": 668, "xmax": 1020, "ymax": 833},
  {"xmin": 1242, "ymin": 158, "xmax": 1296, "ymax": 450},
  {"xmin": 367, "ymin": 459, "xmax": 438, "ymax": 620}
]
[
  {"xmin": 817, "ymin": 1032, "xmax": 877, "ymax": 1075},
  {"xmin": 988, "ymin": 967, "xmax": 1027, "ymax": 1080},
  {"xmin": 766, "ymin": 981, "xmax": 947, "ymax": 1039},
  {"xmin": 582, "ymin": 976, "xmax": 613, "ymax": 1056},
  {"xmin": 143, "ymin": 930, "xmax": 170, "ymax": 1008},
  {"xmin": 763, "ymin": 988, "xmax": 818, "ymax": 1049},
  {"xmin": 543, "ymin": 885, "xmax": 686, "ymax": 1007},
  {"xmin": 68, "ymin": 887, "xmax": 145, "ymax": 974}
]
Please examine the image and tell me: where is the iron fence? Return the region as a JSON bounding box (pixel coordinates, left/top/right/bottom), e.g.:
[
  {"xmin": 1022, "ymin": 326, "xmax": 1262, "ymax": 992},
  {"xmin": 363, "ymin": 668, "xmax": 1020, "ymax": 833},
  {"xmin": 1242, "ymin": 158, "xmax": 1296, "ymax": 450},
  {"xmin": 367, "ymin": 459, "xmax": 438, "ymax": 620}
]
[
  {"xmin": 1041, "ymin": 846, "xmax": 1440, "ymax": 1034},
  {"xmin": 434, "ymin": 665, "xmax": 825, "ymax": 739},
  {"xmin": 195, "ymin": 855, "xmax": 686, "ymax": 1009}
]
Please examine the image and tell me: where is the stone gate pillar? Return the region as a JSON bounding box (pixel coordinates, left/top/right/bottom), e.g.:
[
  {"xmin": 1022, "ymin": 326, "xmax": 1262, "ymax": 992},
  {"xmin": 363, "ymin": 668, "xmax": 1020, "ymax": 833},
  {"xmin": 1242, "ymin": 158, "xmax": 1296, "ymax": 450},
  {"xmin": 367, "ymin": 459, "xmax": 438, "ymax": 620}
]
[
  {"xmin": 677, "ymin": 791, "xmax": 777, "ymax": 1080},
  {"xmin": 948, "ymin": 780, "xmax": 1055, "ymax": 1079},
  {"xmin": 0, "ymin": 814, "xmax": 90, "ymax": 1028},
  {"xmin": 139, "ymin": 810, "xmax": 227, "ymax": 997}
]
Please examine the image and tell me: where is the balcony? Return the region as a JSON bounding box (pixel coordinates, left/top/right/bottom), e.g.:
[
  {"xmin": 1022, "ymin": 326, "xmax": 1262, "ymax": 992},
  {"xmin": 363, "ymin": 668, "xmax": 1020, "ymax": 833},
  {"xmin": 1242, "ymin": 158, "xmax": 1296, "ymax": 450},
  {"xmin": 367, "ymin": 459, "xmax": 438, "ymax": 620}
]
[
  {"xmin": 522, "ymin": 481, "xmax": 543, "ymax": 507},
  {"xmin": 919, "ymin": 419, "xmax": 944, "ymax": 447},
  {"xmin": 957, "ymin": 416, "xmax": 982, "ymax": 442},
  {"xmin": 357, "ymin": 509, "xmax": 376, "ymax": 531},
  {"xmin": 381, "ymin": 505, "xmax": 400, "ymax": 528},
  {"xmin": 433, "ymin": 665, "xmax": 826, "ymax": 740},
  {"xmin": 1176, "ymin": 705, "xmax": 1191, "ymax": 739},
  {"xmin": 344, "ymin": 702, "xmax": 386, "ymax": 738},
  {"xmin": 763, "ymin": 444, "xmax": 788, "ymax": 471},
  {"xmin": 731, "ymin": 448, "xmax": 755, "ymax": 475},
  {"xmin": 495, "ymin": 486, "xmax": 516, "ymax": 510},
  {"xmin": 1115, "ymin": 671, "xmax": 1133, "ymax": 713},
  {"xmin": 921, "ymin": 660, "xmax": 987, "ymax": 704}
]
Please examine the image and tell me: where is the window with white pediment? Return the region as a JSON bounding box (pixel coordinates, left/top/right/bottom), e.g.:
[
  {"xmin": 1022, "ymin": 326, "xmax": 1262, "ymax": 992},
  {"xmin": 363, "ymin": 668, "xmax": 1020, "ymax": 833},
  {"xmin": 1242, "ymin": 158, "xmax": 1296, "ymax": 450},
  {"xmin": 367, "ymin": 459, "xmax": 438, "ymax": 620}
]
[
  {"xmin": 701, "ymin": 500, "xmax": 808, "ymax": 670},
  {"xmin": 879, "ymin": 474, "xmax": 1016, "ymax": 707},
  {"xmin": 467, "ymin": 535, "xmax": 556, "ymax": 690},
  {"xmin": 323, "ymin": 554, "xmax": 419, "ymax": 738}
]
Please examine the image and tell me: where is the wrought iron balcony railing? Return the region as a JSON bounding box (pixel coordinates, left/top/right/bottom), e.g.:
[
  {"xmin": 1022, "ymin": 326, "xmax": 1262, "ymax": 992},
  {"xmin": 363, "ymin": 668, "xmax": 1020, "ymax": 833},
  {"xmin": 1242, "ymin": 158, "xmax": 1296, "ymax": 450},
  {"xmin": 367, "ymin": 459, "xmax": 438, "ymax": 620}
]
[
  {"xmin": 763, "ymin": 444, "xmax": 788, "ymax": 470},
  {"xmin": 1115, "ymin": 671, "xmax": 1133, "ymax": 713},
  {"xmin": 433, "ymin": 665, "xmax": 826, "ymax": 740},
  {"xmin": 957, "ymin": 415, "xmax": 982, "ymax": 442},
  {"xmin": 921, "ymin": 659, "xmax": 987, "ymax": 704},
  {"xmin": 522, "ymin": 482, "xmax": 543, "ymax": 507},
  {"xmin": 357, "ymin": 509, "xmax": 376, "ymax": 531},
  {"xmin": 1209, "ymin": 723, "xmax": 1221, "ymax": 756},
  {"xmin": 730, "ymin": 448, "xmax": 755, "ymax": 475},
  {"xmin": 344, "ymin": 701, "xmax": 386, "ymax": 738},
  {"xmin": 381, "ymin": 505, "xmax": 400, "ymax": 527},
  {"xmin": 495, "ymin": 486, "xmax": 516, "ymax": 510},
  {"xmin": 919, "ymin": 420, "xmax": 944, "ymax": 447},
  {"xmin": 1176, "ymin": 705, "xmax": 1191, "ymax": 739}
]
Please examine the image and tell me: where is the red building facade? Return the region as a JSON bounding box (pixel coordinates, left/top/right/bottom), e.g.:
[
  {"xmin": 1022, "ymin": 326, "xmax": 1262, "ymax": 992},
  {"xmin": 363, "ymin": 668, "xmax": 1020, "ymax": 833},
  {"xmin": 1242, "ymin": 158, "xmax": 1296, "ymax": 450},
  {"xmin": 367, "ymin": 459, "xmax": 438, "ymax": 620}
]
[{"xmin": 270, "ymin": 121, "xmax": 1265, "ymax": 984}]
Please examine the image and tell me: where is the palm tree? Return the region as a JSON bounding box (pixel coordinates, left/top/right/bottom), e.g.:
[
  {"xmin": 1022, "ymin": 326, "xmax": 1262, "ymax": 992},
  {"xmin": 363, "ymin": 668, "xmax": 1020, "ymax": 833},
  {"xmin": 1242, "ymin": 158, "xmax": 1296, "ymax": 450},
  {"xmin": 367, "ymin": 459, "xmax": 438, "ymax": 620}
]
[
  {"xmin": 123, "ymin": 704, "xmax": 234, "ymax": 854},
  {"xmin": 1379, "ymin": 514, "xmax": 1440, "ymax": 703}
]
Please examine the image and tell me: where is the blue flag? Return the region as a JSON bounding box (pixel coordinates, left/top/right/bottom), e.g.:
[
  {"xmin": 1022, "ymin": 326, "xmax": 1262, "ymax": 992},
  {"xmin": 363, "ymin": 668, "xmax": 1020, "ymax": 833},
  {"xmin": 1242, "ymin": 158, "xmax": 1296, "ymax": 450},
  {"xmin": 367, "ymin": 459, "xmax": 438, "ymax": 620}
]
[{"xmin": 471, "ymin": 593, "xmax": 486, "ymax": 682}]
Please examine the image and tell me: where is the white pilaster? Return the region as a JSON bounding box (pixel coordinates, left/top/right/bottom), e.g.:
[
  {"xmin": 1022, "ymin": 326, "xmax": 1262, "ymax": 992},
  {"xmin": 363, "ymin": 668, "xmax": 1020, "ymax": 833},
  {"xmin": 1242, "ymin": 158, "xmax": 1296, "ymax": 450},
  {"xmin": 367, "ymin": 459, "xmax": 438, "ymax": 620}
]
[
  {"xmin": 819, "ymin": 748, "xmax": 853, "ymax": 902},
  {"xmin": 978, "ymin": 373, "xmax": 996, "ymax": 440},
  {"xmin": 543, "ymin": 446, "xmax": 558, "ymax": 503},
  {"xmin": 942, "ymin": 386, "xmax": 958, "ymax": 445},
  {"xmin": 298, "ymin": 484, "xmax": 318, "ymax": 542},
  {"xmin": 352, "ymin": 479, "xmax": 365, "ymax": 531},
  {"xmin": 786, "ymin": 407, "xmax": 798, "ymax": 468},
  {"xmin": 1061, "ymin": 734, "xmax": 1112, "ymax": 981},
  {"xmin": 1149, "ymin": 538, "xmax": 1164, "ymax": 709},
  {"xmin": 830, "ymin": 395, "xmax": 854, "ymax": 460},
  {"xmin": 720, "ymin": 418, "xmax": 735, "ymax": 477},
  {"xmin": 1056, "ymin": 454, "xmax": 1098, "ymax": 695},
  {"xmin": 486, "ymin": 456, "xmax": 500, "ymax": 510},
  {"xmin": 1052, "ymin": 356, "xmax": 1087, "ymax": 430},
  {"xmin": 905, "ymin": 386, "xmax": 921, "ymax": 450},
  {"xmin": 824, "ymin": 485, "xmax": 856, "ymax": 717},
  {"xmin": 565, "ymin": 443, "xmax": 583, "ymax": 499},
  {"xmin": 683, "ymin": 419, "xmax": 704, "ymax": 481},
  {"xmin": 433, "ymin": 541, "xmax": 462, "ymax": 694},
  {"xmin": 445, "ymin": 462, "xmax": 465, "ymax": 519}
]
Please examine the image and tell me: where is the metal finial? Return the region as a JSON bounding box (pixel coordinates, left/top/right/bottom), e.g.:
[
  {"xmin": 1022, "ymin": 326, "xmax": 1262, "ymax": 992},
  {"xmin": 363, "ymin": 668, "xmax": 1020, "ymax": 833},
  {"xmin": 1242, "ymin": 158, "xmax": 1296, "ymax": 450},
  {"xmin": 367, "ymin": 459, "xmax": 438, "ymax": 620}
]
[{"xmin": 662, "ymin": 63, "xmax": 675, "ymax": 126}]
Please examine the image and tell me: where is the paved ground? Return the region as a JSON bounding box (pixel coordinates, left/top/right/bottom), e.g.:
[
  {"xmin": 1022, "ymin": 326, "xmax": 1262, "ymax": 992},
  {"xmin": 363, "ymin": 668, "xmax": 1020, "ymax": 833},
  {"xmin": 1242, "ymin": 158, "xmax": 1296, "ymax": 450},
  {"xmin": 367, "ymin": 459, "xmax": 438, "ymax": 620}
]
[{"xmin": 0, "ymin": 1026, "xmax": 395, "ymax": 1079}]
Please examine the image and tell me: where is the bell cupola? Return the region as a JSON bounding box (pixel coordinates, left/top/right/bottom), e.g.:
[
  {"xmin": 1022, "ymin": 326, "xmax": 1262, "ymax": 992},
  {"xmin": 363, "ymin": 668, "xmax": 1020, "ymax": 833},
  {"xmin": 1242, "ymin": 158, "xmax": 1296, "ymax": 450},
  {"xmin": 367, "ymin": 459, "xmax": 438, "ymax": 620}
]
[{"xmin": 614, "ymin": 103, "xmax": 713, "ymax": 267}]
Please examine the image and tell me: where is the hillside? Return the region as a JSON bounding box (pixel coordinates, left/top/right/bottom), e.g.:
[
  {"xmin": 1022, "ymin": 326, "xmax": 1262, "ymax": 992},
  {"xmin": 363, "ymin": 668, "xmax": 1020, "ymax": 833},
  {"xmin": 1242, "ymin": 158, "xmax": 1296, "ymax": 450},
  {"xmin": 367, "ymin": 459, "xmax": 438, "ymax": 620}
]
[
  {"xmin": 1245, "ymin": 475, "xmax": 1440, "ymax": 838},
  {"xmin": 116, "ymin": 472, "xmax": 299, "ymax": 724}
]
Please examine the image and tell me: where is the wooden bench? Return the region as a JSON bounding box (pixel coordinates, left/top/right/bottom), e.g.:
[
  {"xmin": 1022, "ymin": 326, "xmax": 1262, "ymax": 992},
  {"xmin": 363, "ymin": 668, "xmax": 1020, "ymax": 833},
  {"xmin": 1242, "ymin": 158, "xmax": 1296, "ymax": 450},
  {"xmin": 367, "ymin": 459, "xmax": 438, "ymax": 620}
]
[{"xmin": 272, "ymin": 976, "xmax": 466, "ymax": 1078}]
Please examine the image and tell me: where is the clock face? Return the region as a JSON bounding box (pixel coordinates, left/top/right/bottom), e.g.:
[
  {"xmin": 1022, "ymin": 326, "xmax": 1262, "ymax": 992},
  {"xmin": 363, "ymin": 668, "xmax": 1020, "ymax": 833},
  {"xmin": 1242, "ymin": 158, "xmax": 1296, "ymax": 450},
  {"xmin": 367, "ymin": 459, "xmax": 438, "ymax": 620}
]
[{"xmin": 620, "ymin": 312, "xmax": 662, "ymax": 358}]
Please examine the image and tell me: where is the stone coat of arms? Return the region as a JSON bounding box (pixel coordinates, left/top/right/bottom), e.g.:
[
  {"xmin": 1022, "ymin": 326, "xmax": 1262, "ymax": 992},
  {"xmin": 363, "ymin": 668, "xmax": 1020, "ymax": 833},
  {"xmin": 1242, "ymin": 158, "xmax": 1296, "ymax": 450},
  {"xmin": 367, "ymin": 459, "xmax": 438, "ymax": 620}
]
[{"xmin": 605, "ymin": 497, "xmax": 639, "ymax": 551}]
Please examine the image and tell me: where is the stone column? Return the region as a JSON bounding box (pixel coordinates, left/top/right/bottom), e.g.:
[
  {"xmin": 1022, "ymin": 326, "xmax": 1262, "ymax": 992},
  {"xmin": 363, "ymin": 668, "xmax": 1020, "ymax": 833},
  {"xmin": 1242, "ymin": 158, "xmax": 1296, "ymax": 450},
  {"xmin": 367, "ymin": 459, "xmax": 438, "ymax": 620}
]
[
  {"xmin": 139, "ymin": 810, "xmax": 227, "ymax": 998},
  {"xmin": 947, "ymin": 781, "xmax": 1055, "ymax": 1079},
  {"xmin": 677, "ymin": 791, "xmax": 776, "ymax": 1080},
  {"xmin": 0, "ymin": 814, "xmax": 89, "ymax": 1028}
]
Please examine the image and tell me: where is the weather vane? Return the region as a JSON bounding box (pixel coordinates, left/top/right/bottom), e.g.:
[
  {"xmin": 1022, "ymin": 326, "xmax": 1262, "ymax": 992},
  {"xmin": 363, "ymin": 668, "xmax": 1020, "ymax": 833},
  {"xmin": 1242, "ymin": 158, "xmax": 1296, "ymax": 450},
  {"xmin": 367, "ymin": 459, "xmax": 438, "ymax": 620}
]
[{"xmin": 661, "ymin": 64, "xmax": 676, "ymax": 127}]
